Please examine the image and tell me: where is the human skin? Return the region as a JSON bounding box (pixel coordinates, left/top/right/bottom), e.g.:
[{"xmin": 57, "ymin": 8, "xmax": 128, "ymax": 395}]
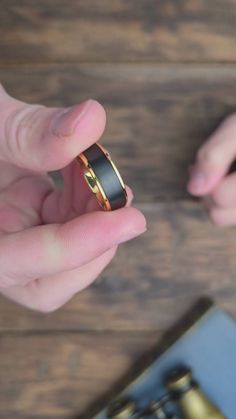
[
  {"xmin": 0, "ymin": 84, "xmax": 146, "ymax": 312},
  {"xmin": 188, "ymin": 114, "xmax": 236, "ymax": 227}
]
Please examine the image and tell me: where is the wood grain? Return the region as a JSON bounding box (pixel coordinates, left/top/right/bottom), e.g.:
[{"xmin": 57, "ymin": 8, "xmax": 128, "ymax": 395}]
[
  {"xmin": 0, "ymin": 201, "xmax": 235, "ymax": 332},
  {"xmin": 1, "ymin": 4, "xmax": 235, "ymax": 417},
  {"xmin": 1, "ymin": 1, "xmax": 236, "ymax": 64},
  {"xmin": 1, "ymin": 64, "xmax": 236, "ymax": 201},
  {"xmin": 0, "ymin": 332, "xmax": 160, "ymax": 418}
]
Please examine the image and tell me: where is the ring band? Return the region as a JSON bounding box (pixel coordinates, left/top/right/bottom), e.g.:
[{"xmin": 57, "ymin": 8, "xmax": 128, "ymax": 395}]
[{"xmin": 77, "ymin": 143, "xmax": 127, "ymax": 211}]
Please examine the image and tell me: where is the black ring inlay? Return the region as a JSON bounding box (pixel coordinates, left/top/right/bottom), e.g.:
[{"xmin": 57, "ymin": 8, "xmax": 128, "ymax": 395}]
[{"xmin": 83, "ymin": 144, "xmax": 127, "ymax": 210}]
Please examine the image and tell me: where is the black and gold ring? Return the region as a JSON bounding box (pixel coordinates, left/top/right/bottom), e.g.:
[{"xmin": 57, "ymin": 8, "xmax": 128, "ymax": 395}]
[{"xmin": 77, "ymin": 143, "xmax": 127, "ymax": 211}]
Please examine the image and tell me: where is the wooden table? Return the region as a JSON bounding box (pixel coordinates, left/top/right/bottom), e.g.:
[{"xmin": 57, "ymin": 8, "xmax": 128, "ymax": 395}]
[{"xmin": 1, "ymin": 2, "xmax": 236, "ymax": 417}]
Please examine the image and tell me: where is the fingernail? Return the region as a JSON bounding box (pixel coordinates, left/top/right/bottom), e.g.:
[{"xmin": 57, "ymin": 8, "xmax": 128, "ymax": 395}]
[
  {"xmin": 118, "ymin": 224, "xmax": 147, "ymax": 244},
  {"xmin": 51, "ymin": 100, "xmax": 93, "ymax": 137},
  {"xmin": 188, "ymin": 168, "xmax": 206, "ymax": 192}
]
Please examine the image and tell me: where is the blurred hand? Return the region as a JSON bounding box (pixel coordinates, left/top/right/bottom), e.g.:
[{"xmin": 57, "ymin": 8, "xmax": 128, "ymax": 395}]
[
  {"xmin": 0, "ymin": 84, "xmax": 146, "ymax": 311},
  {"xmin": 187, "ymin": 114, "xmax": 236, "ymax": 226}
]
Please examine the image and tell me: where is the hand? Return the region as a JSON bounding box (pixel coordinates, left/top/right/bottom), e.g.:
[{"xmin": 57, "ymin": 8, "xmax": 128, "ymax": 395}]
[
  {"xmin": 187, "ymin": 114, "xmax": 236, "ymax": 226},
  {"xmin": 0, "ymin": 84, "xmax": 146, "ymax": 311}
]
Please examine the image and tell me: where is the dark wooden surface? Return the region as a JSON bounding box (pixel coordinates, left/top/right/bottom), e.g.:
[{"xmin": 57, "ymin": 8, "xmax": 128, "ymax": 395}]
[
  {"xmin": 2, "ymin": 64, "xmax": 236, "ymax": 202},
  {"xmin": 0, "ymin": 202, "xmax": 235, "ymax": 333},
  {"xmin": 1, "ymin": 0, "xmax": 236, "ymax": 64},
  {"xmin": 0, "ymin": 332, "xmax": 161, "ymax": 419},
  {"xmin": 1, "ymin": 2, "xmax": 236, "ymax": 418}
]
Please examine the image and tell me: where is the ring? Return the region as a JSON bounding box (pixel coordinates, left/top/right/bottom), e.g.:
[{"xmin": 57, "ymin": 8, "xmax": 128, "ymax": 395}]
[{"xmin": 77, "ymin": 143, "xmax": 128, "ymax": 211}]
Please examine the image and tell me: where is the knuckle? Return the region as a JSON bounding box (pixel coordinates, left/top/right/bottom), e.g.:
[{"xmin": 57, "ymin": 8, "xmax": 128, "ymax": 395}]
[
  {"xmin": 34, "ymin": 296, "xmax": 63, "ymax": 313},
  {"xmin": 197, "ymin": 145, "xmax": 221, "ymax": 167},
  {"xmin": 29, "ymin": 280, "xmax": 66, "ymax": 313},
  {"xmin": 35, "ymin": 302, "xmax": 60, "ymax": 313},
  {"xmin": 209, "ymin": 208, "xmax": 225, "ymax": 226},
  {"xmin": 0, "ymin": 275, "xmax": 17, "ymax": 288},
  {"xmin": 4, "ymin": 104, "xmax": 45, "ymax": 164},
  {"xmin": 0, "ymin": 83, "xmax": 8, "ymax": 98},
  {"xmin": 211, "ymin": 188, "xmax": 225, "ymax": 208},
  {"xmin": 196, "ymin": 113, "xmax": 236, "ymax": 167},
  {"xmin": 223, "ymin": 113, "xmax": 236, "ymax": 128},
  {"xmin": 0, "ymin": 250, "xmax": 18, "ymax": 288},
  {"xmin": 40, "ymin": 298, "xmax": 68, "ymax": 313}
]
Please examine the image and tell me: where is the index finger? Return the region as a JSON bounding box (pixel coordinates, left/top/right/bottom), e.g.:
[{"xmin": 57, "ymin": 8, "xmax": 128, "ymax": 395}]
[
  {"xmin": 0, "ymin": 206, "xmax": 146, "ymax": 287},
  {"xmin": 187, "ymin": 114, "xmax": 236, "ymax": 196}
]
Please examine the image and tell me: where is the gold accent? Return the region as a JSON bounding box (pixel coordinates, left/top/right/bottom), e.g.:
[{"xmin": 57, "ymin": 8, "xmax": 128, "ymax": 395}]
[
  {"xmin": 76, "ymin": 153, "xmax": 111, "ymax": 211},
  {"xmin": 108, "ymin": 399, "xmax": 136, "ymax": 419},
  {"xmin": 150, "ymin": 400, "xmax": 165, "ymax": 414},
  {"xmin": 83, "ymin": 169, "xmax": 99, "ymax": 194},
  {"xmin": 76, "ymin": 143, "xmax": 127, "ymax": 211},
  {"xmin": 166, "ymin": 369, "xmax": 192, "ymax": 392},
  {"xmin": 167, "ymin": 369, "xmax": 226, "ymax": 419},
  {"xmin": 177, "ymin": 389, "xmax": 226, "ymax": 419}
]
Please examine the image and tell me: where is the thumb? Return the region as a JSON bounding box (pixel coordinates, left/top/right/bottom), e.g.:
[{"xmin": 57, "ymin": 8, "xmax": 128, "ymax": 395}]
[{"xmin": 0, "ymin": 84, "xmax": 106, "ymax": 171}]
